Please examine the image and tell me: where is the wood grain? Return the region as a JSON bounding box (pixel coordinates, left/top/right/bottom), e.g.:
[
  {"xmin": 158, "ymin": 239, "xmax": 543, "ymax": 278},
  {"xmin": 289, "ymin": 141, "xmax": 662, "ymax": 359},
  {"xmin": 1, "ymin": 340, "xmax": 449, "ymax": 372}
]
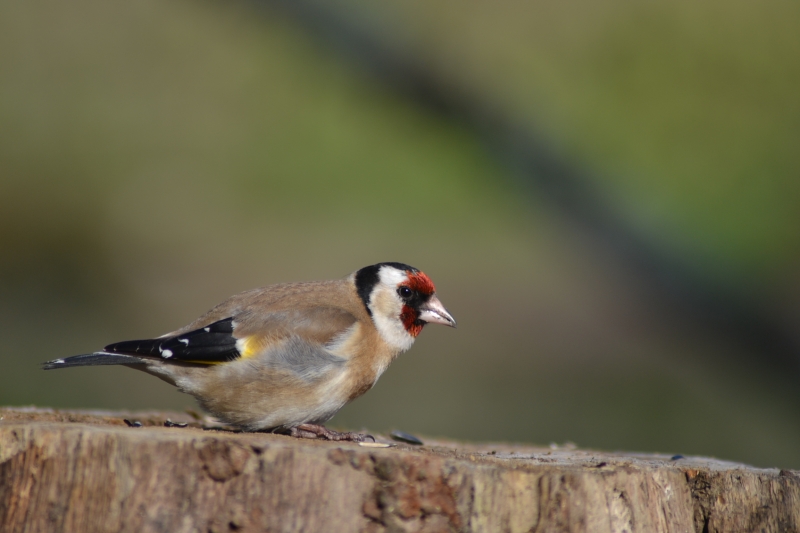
[{"xmin": 0, "ymin": 407, "xmax": 797, "ymax": 533}]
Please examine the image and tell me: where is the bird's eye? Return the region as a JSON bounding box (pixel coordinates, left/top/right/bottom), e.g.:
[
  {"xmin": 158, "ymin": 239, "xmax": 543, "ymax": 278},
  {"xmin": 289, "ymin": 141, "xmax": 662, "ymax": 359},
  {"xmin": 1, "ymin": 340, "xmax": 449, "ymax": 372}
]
[{"xmin": 397, "ymin": 286, "xmax": 412, "ymax": 299}]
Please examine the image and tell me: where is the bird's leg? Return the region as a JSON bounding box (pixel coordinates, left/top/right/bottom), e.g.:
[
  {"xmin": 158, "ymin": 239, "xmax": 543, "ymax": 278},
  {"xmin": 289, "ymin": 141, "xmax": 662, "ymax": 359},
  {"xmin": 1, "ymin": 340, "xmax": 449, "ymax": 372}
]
[{"xmin": 287, "ymin": 423, "xmax": 375, "ymax": 442}]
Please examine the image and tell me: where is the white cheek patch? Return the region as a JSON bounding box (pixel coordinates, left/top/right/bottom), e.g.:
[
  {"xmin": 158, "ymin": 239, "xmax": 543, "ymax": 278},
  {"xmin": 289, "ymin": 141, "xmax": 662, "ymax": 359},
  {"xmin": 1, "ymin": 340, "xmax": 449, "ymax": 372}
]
[
  {"xmin": 371, "ymin": 306, "xmax": 415, "ymax": 353},
  {"xmin": 368, "ymin": 266, "xmax": 415, "ymax": 353}
]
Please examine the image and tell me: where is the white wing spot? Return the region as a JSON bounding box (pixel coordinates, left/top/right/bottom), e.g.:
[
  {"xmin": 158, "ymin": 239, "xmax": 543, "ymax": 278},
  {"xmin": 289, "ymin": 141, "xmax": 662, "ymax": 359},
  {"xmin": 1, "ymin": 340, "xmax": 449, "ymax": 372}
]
[
  {"xmin": 162, "ymin": 349, "xmax": 173, "ymax": 358},
  {"xmin": 178, "ymin": 338, "xmax": 189, "ymax": 345},
  {"xmin": 54, "ymin": 359, "xmax": 65, "ymax": 364},
  {"xmin": 204, "ymin": 327, "xmax": 211, "ymax": 332}
]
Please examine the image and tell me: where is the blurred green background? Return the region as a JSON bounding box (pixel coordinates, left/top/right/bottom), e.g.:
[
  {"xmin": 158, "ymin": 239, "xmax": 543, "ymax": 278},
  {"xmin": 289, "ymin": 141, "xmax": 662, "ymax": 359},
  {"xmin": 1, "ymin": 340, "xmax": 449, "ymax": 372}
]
[{"xmin": 2, "ymin": 0, "xmax": 799, "ymax": 468}]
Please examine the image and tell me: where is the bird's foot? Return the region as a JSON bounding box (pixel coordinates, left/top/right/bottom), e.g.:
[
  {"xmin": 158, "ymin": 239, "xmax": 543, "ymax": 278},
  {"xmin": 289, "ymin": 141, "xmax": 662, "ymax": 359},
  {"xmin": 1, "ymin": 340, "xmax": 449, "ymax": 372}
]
[{"xmin": 287, "ymin": 423, "xmax": 375, "ymax": 442}]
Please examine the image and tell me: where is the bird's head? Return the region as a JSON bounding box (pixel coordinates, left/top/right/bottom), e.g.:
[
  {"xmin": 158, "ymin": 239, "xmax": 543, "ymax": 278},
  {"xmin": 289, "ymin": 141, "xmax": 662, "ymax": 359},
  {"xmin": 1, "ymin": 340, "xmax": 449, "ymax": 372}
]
[{"xmin": 354, "ymin": 262, "xmax": 456, "ymax": 352}]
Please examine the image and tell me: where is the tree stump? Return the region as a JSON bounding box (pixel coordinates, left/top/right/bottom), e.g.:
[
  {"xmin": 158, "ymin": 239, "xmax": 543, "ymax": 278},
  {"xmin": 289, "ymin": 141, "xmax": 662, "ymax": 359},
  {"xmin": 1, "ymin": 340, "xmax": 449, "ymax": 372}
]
[{"xmin": 1, "ymin": 407, "xmax": 798, "ymax": 533}]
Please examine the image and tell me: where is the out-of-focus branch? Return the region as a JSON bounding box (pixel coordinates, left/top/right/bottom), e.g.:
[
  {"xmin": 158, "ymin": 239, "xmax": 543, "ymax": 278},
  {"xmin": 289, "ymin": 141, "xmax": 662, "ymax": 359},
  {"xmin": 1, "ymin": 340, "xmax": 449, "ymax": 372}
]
[{"xmin": 255, "ymin": 0, "xmax": 800, "ymax": 374}]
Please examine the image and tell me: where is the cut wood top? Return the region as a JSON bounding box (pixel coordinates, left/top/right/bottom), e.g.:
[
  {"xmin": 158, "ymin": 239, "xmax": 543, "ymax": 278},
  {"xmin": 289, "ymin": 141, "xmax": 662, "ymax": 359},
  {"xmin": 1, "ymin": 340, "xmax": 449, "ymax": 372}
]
[{"xmin": 1, "ymin": 407, "xmax": 798, "ymax": 533}]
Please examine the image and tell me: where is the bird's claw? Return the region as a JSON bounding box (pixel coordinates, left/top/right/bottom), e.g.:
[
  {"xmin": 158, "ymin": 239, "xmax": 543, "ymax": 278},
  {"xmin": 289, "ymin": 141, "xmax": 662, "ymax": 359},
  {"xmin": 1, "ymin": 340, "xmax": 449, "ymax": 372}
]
[
  {"xmin": 287, "ymin": 424, "xmax": 375, "ymax": 442},
  {"xmin": 346, "ymin": 432, "xmax": 375, "ymax": 443}
]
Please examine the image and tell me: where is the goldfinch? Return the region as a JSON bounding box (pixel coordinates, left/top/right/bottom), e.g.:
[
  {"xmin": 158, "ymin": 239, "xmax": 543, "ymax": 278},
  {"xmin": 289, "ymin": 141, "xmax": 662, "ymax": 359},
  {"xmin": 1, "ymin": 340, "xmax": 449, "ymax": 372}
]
[{"xmin": 43, "ymin": 262, "xmax": 456, "ymax": 441}]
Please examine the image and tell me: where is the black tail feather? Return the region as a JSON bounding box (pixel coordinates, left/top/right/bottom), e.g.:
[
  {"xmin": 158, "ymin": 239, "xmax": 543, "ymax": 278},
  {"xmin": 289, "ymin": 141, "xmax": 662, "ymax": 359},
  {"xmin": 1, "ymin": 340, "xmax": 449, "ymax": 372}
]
[{"xmin": 42, "ymin": 352, "xmax": 146, "ymax": 370}]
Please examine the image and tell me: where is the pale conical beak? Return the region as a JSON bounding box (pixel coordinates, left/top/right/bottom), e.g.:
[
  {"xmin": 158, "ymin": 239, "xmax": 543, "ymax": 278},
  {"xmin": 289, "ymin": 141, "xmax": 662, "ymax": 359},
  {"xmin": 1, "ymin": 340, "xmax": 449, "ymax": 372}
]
[{"xmin": 418, "ymin": 295, "xmax": 457, "ymax": 328}]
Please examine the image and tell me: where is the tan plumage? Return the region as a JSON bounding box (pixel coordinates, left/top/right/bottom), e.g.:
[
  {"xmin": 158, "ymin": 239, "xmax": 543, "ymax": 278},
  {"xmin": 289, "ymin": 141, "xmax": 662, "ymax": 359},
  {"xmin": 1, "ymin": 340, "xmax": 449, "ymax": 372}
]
[
  {"xmin": 153, "ymin": 279, "xmax": 396, "ymax": 431},
  {"xmin": 43, "ymin": 263, "xmax": 456, "ymax": 441}
]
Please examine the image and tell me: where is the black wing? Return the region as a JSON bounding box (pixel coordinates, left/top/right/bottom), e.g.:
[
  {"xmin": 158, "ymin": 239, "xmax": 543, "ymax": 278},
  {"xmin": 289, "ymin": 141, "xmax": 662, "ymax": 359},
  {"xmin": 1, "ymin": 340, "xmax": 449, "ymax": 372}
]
[{"xmin": 104, "ymin": 317, "xmax": 240, "ymax": 364}]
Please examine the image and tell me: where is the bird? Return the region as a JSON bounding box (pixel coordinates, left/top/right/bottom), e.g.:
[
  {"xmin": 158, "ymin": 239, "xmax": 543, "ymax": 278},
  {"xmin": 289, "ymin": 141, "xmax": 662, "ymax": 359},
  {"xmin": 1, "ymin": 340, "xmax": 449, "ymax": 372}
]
[{"xmin": 42, "ymin": 262, "xmax": 456, "ymax": 441}]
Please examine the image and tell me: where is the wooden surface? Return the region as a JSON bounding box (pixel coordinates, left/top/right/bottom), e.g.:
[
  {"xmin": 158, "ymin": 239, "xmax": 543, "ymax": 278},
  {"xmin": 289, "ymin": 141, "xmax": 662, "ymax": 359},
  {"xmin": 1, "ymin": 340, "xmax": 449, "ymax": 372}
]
[{"xmin": 1, "ymin": 407, "xmax": 798, "ymax": 533}]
